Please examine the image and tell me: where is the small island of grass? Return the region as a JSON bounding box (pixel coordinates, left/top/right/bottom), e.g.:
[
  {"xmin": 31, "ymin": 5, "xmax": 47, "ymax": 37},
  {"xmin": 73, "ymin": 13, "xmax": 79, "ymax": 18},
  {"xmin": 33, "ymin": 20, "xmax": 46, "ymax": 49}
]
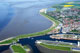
[{"xmin": 11, "ymin": 44, "xmax": 27, "ymax": 53}]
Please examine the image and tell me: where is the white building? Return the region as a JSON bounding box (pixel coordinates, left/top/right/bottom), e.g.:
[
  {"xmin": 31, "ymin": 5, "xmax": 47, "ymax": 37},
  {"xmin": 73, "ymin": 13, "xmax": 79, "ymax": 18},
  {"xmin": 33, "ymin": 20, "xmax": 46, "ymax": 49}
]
[{"xmin": 78, "ymin": 41, "xmax": 80, "ymax": 47}]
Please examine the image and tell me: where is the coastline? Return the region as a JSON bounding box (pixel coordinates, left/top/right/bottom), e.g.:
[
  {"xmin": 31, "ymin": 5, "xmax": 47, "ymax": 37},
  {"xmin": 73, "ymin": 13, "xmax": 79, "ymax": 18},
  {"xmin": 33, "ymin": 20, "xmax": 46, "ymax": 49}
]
[
  {"xmin": 0, "ymin": 9, "xmax": 59, "ymax": 45},
  {"xmin": 0, "ymin": 9, "xmax": 59, "ymax": 53},
  {"xmin": 15, "ymin": 11, "xmax": 59, "ymax": 39},
  {"xmin": 39, "ymin": 10, "xmax": 56, "ymax": 29},
  {"xmin": 0, "ymin": 1, "xmax": 80, "ymax": 53},
  {"xmin": 0, "ymin": 37, "xmax": 13, "ymax": 43}
]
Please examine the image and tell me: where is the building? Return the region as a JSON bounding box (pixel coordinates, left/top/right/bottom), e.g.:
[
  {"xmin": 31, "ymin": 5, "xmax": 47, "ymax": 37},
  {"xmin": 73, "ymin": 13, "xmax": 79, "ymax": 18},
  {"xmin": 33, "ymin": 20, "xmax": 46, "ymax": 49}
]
[{"xmin": 78, "ymin": 41, "xmax": 80, "ymax": 47}]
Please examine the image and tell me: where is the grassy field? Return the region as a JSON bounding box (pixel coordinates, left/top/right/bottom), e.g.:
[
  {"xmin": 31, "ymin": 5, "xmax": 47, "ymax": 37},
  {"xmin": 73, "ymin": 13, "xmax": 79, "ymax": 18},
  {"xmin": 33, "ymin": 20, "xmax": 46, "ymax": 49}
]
[
  {"xmin": 43, "ymin": 42, "xmax": 75, "ymax": 47},
  {"xmin": 23, "ymin": 45, "xmax": 29, "ymax": 49},
  {"xmin": 40, "ymin": 43, "xmax": 71, "ymax": 51},
  {"xmin": 23, "ymin": 45, "xmax": 30, "ymax": 52},
  {"xmin": 11, "ymin": 44, "xmax": 26, "ymax": 53},
  {"xmin": 0, "ymin": 38, "xmax": 17, "ymax": 44},
  {"xmin": 40, "ymin": 43, "xmax": 80, "ymax": 53},
  {"xmin": 58, "ymin": 44, "xmax": 75, "ymax": 47}
]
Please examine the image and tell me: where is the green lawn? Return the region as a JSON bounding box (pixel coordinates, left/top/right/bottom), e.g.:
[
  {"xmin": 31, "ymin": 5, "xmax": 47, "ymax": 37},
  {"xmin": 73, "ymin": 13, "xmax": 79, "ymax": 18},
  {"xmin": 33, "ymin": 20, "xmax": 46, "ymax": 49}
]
[
  {"xmin": 0, "ymin": 38, "xmax": 17, "ymax": 44},
  {"xmin": 23, "ymin": 45, "xmax": 29, "ymax": 49},
  {"xmin": 59, "ymin": 44, "xmax": 75, "ymax": 47},
  {"xmin": 40, "ymin": 43, "xmax": 71, "ymax": 51},
  {"xmin": 11, "ymin": 44, "xmax": 26, "ymax": 53},
  {"xmin": 44, "ymin": 42, "xmax": 75, "ymax": 47},
  {"xmin": 23, "ymin": 45, "xmax": 30, "ymax": 52}
]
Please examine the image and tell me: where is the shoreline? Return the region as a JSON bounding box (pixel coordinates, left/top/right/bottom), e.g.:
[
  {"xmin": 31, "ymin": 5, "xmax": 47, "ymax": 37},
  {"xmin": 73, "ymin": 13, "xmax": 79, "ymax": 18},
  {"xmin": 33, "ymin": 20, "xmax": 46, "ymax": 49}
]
[
  {"xmin": 0, "ymin": 9, "xmax": 59, "ymax": 45},
  {"xmin": 0, "ymin": 37, "xmax": 13, "ymax": 42},
  {"xmin": 39, "ymin": 9, "xmax": 55, "ymax": 29},
  {"xmin": 0, "ymin": 1, "xmax": 80, "ymax": 53}
]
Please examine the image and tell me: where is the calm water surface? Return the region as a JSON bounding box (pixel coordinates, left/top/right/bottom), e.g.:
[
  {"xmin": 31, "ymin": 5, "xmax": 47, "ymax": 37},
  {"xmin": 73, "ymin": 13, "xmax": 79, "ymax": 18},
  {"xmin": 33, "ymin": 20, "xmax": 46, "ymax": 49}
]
[
  {"xmin": 0, "ymin": 0, "xmax": 79, "ymax": 40},
  {"xmin": 0, "ymin": 0, "xmax": 80, "ymax": 53}
]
